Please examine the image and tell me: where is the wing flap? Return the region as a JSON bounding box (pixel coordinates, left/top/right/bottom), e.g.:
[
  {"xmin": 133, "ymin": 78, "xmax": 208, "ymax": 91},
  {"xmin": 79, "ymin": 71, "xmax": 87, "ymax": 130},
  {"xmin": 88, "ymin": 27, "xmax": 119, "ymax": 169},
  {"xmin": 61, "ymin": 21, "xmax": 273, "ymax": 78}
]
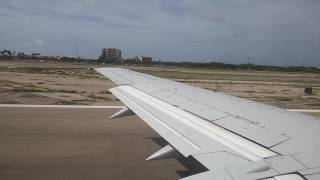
[
  {"xmin": 110, "ymin": 85, "xmax": 276, "ymax": 161},
  {"xmin": 110, "ymin": 86, "xmax": 200, "ymax": 156},
  {"xmin": 180, "ymin": 170, "xmax": 233, "ymax": 180},
  {"xmin": 215, "ymin": 116, "xmax": 289, "ymax": 147}
]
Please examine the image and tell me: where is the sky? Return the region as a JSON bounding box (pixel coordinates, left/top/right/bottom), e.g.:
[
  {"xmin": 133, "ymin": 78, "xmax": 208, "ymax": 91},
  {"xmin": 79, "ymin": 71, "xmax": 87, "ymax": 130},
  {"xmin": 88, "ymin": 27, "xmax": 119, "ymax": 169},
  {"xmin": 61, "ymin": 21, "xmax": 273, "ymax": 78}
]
[{"xmin": 0, "ymin": 0, "xmax": 320, "ymax": 66}]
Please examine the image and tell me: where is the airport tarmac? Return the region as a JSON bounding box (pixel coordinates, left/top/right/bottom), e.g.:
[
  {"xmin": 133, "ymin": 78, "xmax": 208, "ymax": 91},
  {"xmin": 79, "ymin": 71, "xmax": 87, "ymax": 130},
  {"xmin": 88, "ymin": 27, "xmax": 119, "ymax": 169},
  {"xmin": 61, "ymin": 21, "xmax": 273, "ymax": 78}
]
[{"xmin": 0, "ymin": 106, "xmax": 195, "ymax": 180}]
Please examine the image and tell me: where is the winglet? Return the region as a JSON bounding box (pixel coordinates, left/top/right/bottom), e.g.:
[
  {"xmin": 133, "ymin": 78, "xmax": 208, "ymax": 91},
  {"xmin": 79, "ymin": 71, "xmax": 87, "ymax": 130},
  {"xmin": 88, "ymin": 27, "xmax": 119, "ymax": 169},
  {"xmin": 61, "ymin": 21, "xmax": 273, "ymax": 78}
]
[
  {"xmin": 110, "ymin": 107, "xmax": 134, "ymax": 119},
  {"xmin": 146, "ymin": 145, "xmax": 177, "ymax": 161}
]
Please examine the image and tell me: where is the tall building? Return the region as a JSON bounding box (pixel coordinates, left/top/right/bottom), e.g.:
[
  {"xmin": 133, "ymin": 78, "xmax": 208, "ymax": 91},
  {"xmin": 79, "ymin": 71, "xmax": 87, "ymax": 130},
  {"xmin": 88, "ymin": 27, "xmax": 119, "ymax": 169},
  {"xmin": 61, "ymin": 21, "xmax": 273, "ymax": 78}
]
[{"xmin": 100, "ymin": 48, "xmax": 122, "ymax": 63}]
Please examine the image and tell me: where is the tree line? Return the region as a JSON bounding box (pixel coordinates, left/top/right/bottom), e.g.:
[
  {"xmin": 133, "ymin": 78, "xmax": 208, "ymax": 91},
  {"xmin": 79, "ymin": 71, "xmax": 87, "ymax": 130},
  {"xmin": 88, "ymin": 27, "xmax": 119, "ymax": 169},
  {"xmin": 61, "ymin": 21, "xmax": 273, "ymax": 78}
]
[
  {"xmin": 0, "ymin": 49, "xmax": 26, "ymax": 57},
  {"xmin": 152, "ymin": 61, "xmax": 320, "ymax": 73},
  {"xmin": 1, "ymin": 49, "xmax": 318, "ymax": 73}
]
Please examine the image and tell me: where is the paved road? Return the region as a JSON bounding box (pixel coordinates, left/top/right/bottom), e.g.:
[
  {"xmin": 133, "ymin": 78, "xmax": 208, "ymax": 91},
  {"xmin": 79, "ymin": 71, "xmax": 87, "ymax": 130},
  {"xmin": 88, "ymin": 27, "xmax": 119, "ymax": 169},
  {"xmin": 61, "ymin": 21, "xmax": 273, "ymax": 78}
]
[{"xmin": 0, "ymin": 107, "xmax": 192, "ymax": 180}]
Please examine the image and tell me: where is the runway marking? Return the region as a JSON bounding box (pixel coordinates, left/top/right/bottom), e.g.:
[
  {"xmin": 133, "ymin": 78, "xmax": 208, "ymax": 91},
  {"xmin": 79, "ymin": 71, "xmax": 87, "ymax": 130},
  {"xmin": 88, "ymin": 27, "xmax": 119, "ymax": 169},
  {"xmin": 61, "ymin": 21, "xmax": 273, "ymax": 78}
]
[
  {"xmin": 287, "ymin": 109, "xmax": 320, "ymax": 113},
  {"xmin": 0, "ymin": 104, "xmax": 125, "ymax": 109}
]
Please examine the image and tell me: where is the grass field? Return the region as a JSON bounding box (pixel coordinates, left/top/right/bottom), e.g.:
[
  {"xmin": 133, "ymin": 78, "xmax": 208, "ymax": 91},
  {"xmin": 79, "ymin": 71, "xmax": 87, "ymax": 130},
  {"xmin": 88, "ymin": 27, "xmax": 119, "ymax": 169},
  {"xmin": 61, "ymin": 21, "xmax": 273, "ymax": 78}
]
[{"xmin": 0, "ymin": 59, "xmax": 319, "ymax": 116}]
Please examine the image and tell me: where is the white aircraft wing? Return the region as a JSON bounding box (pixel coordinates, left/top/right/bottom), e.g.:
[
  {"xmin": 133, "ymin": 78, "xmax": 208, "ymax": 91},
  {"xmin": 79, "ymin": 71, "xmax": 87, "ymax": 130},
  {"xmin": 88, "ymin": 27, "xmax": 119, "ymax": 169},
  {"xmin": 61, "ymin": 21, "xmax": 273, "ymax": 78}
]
[{"xmin": 96, "ymin": 67, "xmax": 320, "ymax": 180}]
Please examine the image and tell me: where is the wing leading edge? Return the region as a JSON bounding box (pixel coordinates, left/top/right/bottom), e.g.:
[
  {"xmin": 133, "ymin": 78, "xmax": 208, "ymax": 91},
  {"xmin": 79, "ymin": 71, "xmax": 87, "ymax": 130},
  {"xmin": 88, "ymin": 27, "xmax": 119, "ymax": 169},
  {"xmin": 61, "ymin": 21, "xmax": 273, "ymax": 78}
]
[{"xmin": 96, "ymin": 67, "xmax": 320, "ymax": 180}]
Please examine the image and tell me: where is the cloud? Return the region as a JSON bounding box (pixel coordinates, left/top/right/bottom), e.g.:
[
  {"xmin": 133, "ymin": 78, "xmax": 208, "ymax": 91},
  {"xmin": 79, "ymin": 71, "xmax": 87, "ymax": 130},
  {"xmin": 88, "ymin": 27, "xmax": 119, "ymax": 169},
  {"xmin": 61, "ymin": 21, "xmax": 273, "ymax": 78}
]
[
  {"xmin": 33, "ymin": 39, "xmax": 44, "ymax": 46},
  {"xmin": 0, "ymin": 0, "xmax": 319, "ymax": 66}
]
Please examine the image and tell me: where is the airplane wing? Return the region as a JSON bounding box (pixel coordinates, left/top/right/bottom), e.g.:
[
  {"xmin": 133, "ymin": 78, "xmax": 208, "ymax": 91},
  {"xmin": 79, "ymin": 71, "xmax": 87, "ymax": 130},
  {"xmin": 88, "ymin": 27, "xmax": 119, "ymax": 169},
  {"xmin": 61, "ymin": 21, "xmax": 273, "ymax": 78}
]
[{"xmin": 96, "ymin": 67, "xmax": 320, "ymax": 180}]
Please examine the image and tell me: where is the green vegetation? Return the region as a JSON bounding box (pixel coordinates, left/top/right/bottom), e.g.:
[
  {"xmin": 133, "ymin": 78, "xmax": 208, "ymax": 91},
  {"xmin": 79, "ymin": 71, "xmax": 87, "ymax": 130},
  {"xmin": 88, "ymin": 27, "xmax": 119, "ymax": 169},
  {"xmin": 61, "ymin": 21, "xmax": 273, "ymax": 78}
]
[
  {"xmin": 86, "ymin": 94, "xmax": 111, "ymax": 101},
  {"xmin": 136, "ymin": 69, "xmax": 320, "ymax": 84},
  {"xmin": 0, "ymin": 67, "xmax": 103, "ymax": 78},
  {"xmin": 2, "ymin": 53, "xmax": 320, "ymax": 73},
  {"xmin": 0, "ymin": 80, "xmax": 80, "ymax": 93},
  {"xmin": 152, "ymin": 61, "xmax": 320, "ymax": 73},
  {"xmin": 99, "ymin": 90, "xmax": 112, "ymax": 94},
  {"xmin": 273, "ymin": 96, "xmax": 293, "ymax": 101}
]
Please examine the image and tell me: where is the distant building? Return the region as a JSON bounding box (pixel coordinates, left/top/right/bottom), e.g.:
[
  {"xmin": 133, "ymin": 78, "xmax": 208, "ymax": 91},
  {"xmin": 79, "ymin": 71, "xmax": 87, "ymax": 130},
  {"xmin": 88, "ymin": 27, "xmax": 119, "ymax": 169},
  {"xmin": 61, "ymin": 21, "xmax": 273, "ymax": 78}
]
[
  {"xmin": 31, "ymin": 53, "xmax": 40, "ymax": 58},
  {"xmin": 99, "ymin": 48, "xmax": 122, "ymax": 63},
  {"xmin": 135, "ymin": 56, "xmax": 152, "ymax": 64}
]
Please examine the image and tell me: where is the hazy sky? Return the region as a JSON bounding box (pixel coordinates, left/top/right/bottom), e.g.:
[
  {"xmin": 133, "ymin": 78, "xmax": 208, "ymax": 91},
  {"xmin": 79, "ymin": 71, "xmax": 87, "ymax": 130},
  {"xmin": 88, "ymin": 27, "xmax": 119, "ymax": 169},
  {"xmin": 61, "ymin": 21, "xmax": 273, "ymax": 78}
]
[{"xmin": 0, "ymin": 0, "xmax": 319, "ymax": 66}]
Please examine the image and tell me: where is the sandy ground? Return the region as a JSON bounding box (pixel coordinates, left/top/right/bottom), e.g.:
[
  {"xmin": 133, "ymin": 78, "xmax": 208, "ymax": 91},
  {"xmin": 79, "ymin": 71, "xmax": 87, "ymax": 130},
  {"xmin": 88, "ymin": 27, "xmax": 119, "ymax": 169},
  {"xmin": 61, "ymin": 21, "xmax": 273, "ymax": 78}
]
[
  {"xmin": 1, "ymin": 59, "xmax": 319, "ymax": 115},
  {"xmin": 0, "ymin": 71, "xmax": 120, "ymax": 105},
  {"xmin": 0, "ymin": 107, "xmax": 206, "ymax": 180}
]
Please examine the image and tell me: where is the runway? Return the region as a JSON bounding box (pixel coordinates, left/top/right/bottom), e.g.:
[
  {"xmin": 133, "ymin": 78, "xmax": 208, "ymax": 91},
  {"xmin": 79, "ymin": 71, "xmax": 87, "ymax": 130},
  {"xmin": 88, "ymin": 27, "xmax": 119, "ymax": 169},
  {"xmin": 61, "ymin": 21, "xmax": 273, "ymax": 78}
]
[{"xmin": 0, "ymin": 106, "xmax": 187, "ymax": 180}]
